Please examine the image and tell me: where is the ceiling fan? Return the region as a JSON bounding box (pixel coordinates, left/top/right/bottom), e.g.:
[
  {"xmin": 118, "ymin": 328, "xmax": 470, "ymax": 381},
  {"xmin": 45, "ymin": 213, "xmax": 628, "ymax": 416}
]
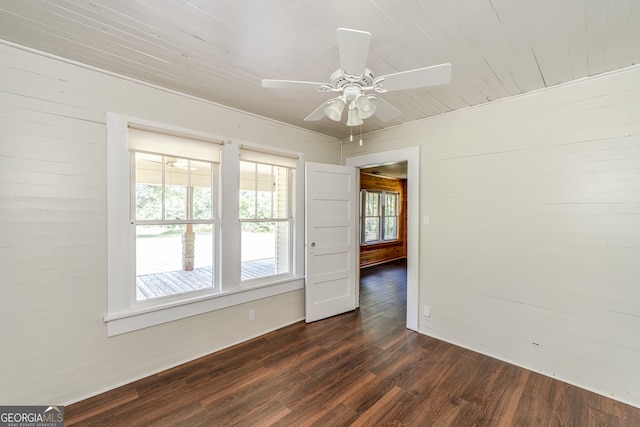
[{"xmin": 262, "ymin": 28, "xmax": 452, "ymax": 127}]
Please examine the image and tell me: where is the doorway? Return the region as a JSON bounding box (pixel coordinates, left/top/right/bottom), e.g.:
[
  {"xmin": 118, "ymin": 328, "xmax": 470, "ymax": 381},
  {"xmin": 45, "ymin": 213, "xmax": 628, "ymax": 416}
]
[
  {"xmin": 359, "ymin": 162, "xmax": 408, "ymax": 268},
  {"xmin": 346, "ymin": 147, "xmax": 420, "ymax": 331}
]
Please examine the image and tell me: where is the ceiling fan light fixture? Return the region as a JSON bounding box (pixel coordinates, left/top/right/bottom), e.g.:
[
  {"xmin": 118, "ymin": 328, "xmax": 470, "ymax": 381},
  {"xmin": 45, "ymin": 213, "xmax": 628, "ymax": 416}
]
[
  {"xmin": 355, "ymin": 94, "xmax": 376, "ymax": 119},
  {"xmin": 324, "ymin": 98, "xmax": 345, "ymax": 121},
  {"xmin": 262, "ymin": 28, "xmax": 452, "ymax": 130},
  {"xmin": 346, "ymin": 107, "xmax": 363, "ymax": 126}
]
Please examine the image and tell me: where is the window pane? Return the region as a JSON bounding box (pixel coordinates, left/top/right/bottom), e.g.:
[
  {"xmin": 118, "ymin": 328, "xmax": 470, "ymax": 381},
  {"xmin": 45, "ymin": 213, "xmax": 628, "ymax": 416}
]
[
  {"xmin": 256, "ymin": 190, "xmax": 272, "ymax": 219},
  {"xmin": 364, "ymin": 218, "xmax": 380, "ymax": 242},
  {"xmin": 241, "ymin": 221, "xmax": 290, "ymax": 280},
  {"xmin": 165, "ymin": 184, "xmax": 187, "ymax": 220},
  {"xmin": 239, "ymin": 161, "xmax": 256, "ymax": 219},
  {"xmin": 135, "ymin": 153, "xmax": 162, "ymax": 220},
  {"xmin": 193, "ymin": 186, "xmax": 212, "ymax": 219},
  {"xmin": 136, "ymin": 224, "xmax": 214, "ymax": 301},
  {"xmin": 365, "ymin": 192, "xmax": 380, "ymax": 216},
  {"xmin": 164, "ymin": 158, "xmax": 188, "ymax": 220},
  {"xmin": 273, "ymin": 167, "xmax": 289, "ymax": 218},
  {"xmin": 240, "ymin": 161, "xmax": 290, "ymax": 220},
  {"xmin": 239, "ymin": 189, "xmax": 255, "ymax": 219},
  {"xmin": 384, "ymin": 217, "xmax": 397, "ymax": 240},
  {"xmin": 385, "ymin": 193, "xmax": 398, "ymax": 216},
  {"xmin": 256, "ymin": 163, "xmax": 273, "ymax": 219},
  {"xmin": 191, "ymin": 161, "xmax": 213, "ymax": 220}
]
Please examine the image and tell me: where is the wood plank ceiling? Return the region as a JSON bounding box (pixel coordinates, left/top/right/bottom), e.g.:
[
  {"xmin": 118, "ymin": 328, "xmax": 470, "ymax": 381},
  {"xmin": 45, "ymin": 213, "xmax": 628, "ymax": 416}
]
[{"xmin": 1, "ymin": 0, "xmax": 639, "ymax": 139}]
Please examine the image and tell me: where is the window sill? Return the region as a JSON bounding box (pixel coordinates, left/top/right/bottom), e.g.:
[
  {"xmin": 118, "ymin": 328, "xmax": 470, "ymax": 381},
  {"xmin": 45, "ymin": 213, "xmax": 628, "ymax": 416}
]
[
  {"xmin": 104, "ymin": 277, "xmax": 304, "ymax": 336},
  {"xmin": 361, "ymin": 240, "xmax": 401, "ymax": 248}
]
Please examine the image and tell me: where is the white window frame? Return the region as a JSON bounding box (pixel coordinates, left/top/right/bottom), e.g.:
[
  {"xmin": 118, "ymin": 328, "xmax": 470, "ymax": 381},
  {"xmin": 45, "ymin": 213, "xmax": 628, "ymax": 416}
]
[
  {"xmin": 382, "ymin": 192, "xmax": 399, "ymax": 241},
  {"xmin": 105, "ymin": 113, "xmax": 305, "ymax": 336},
  {"xmin": 360, "ymin": 190, "xmax": 400, "ymax": 244},
  {"xmin": 238, "ymin": 148, "xmax": 297, "ymax": 285}
]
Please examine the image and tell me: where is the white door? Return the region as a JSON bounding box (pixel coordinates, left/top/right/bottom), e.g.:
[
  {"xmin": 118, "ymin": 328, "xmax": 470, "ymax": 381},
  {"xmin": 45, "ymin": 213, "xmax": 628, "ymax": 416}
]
[{"xmin": 305, "ymin": 162, "xmax": 358, "ymax": 322}]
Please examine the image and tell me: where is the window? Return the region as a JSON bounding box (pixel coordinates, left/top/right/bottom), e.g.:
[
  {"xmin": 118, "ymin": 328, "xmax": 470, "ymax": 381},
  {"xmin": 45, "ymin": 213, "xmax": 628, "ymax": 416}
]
[
  {"xmin": 106, "ymin": 113, "xmax": 305, "ymax": 336},
  {"xmin": 239, "ymin": 159, "xmax": 293, "ymax": 282},
  {"xmin": 238, "ymin": 147, "xmax": 297, "ymax": 283},
  {"xmin": 383, "ymin": 192, "xmax": 398, "ymax": 240},
  {"xmin": 133, "ymin": 152, "xmax": 217, "ymax": 301},
  {"xmin": 361, "ymin": 190, "xmax": 399, "ymax": 243},
  {"xmin": 363, "ymin": 191, "xmax": 381, "ymax": 242}
]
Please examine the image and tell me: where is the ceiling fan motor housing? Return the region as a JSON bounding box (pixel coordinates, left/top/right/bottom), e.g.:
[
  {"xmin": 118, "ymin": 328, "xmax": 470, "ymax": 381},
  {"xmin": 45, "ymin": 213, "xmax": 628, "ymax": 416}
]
[{"xmin": 330, "ymin": 68, "xmax": 375, "ymax": 90}]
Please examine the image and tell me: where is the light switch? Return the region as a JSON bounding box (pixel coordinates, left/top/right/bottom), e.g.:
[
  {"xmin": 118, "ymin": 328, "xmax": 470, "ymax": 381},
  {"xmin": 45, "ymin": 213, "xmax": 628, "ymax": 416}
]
[{"xmin": 423, "ymin": 215, "xmax": 431, "ymax": 226}]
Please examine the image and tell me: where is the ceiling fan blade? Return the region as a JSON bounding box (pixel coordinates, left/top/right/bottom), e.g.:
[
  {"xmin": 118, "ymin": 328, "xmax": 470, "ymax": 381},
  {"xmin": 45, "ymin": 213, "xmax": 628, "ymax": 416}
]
[
  {"xmin": 378, "ymin": 63, "xmax": 452, "ymax": 91},
  {"xmin": 304, "ymin": 101, "xmax": 330, "ymax": 121},
  {"xmin": 262, "ymin": 79, "xmax": 327, "ymax": 90},
  {"xmin": 336, "ymin": 28, "xmax": 371, "ymax": 76},
  {"xmin": 371, "ymin": 97, "xmax": 401, "ymax": 122}
]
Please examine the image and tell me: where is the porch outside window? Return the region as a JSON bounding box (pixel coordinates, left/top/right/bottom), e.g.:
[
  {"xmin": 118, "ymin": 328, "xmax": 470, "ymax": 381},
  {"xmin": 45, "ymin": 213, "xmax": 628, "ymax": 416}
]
[{"xmin": 133, "ymin": 152, "xmax": 217, "ymax": 301}]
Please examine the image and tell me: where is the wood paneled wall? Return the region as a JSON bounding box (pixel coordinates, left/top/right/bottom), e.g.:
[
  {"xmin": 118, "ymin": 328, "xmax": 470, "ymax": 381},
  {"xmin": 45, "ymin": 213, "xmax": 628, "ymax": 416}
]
[{"xmin": 359, "ymin": 173, "xmax": 407, "ymax": 268}]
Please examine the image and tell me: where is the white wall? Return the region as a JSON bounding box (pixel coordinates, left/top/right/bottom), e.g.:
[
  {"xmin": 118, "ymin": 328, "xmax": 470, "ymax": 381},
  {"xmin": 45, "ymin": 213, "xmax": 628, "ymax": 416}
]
[
  {"xmin": 344, "ymin": 66, "xmax": 640, "ymax": 407},
  {"xmin": 0, "ymin": 43, "xmax": 340, "ymax": 405}
]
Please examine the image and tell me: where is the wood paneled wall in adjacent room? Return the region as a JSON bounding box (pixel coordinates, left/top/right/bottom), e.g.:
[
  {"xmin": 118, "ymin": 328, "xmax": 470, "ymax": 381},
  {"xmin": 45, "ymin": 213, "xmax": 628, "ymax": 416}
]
[{"xmin": 359, "ymin": 172, "xmax": 407, "ymax": 268}]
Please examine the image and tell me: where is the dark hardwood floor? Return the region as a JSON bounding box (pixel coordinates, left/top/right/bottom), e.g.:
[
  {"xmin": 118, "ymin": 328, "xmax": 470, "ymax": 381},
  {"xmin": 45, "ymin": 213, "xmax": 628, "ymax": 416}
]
[{"xmin": 67, "ymin": 259, "xmax": 640, "ymax": 426}]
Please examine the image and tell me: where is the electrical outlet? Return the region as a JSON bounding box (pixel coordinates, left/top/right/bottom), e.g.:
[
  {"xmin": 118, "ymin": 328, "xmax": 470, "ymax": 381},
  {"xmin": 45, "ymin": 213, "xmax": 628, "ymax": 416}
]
[
  {"xmin": 249, "ymin": 309, "xmax": 255, "ymax": 321},
  {"xmin": 423, "ymin": 305, "xmax": 430, "ymax": 318}
]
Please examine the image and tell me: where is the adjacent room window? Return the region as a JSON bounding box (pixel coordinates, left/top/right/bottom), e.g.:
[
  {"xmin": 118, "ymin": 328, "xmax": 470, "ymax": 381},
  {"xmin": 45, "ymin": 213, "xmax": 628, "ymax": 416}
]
[
  {"xmin": 133, "ymin": 152, "xmax": 217, "ymax": 300},
  {"xmin": 363, "ymin": 191, "xmax": 381, "ymax": 242},
  {"xmin": 239, "ymin": 148, "xmax": 295, "ymax": 282},
  {"xmin": 383, "ymin": 192, "xmax": 399, "ymax": 240},
  {"xmin": 361, "ymin": 190, "xmax": 399, "ymax": 243}
]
